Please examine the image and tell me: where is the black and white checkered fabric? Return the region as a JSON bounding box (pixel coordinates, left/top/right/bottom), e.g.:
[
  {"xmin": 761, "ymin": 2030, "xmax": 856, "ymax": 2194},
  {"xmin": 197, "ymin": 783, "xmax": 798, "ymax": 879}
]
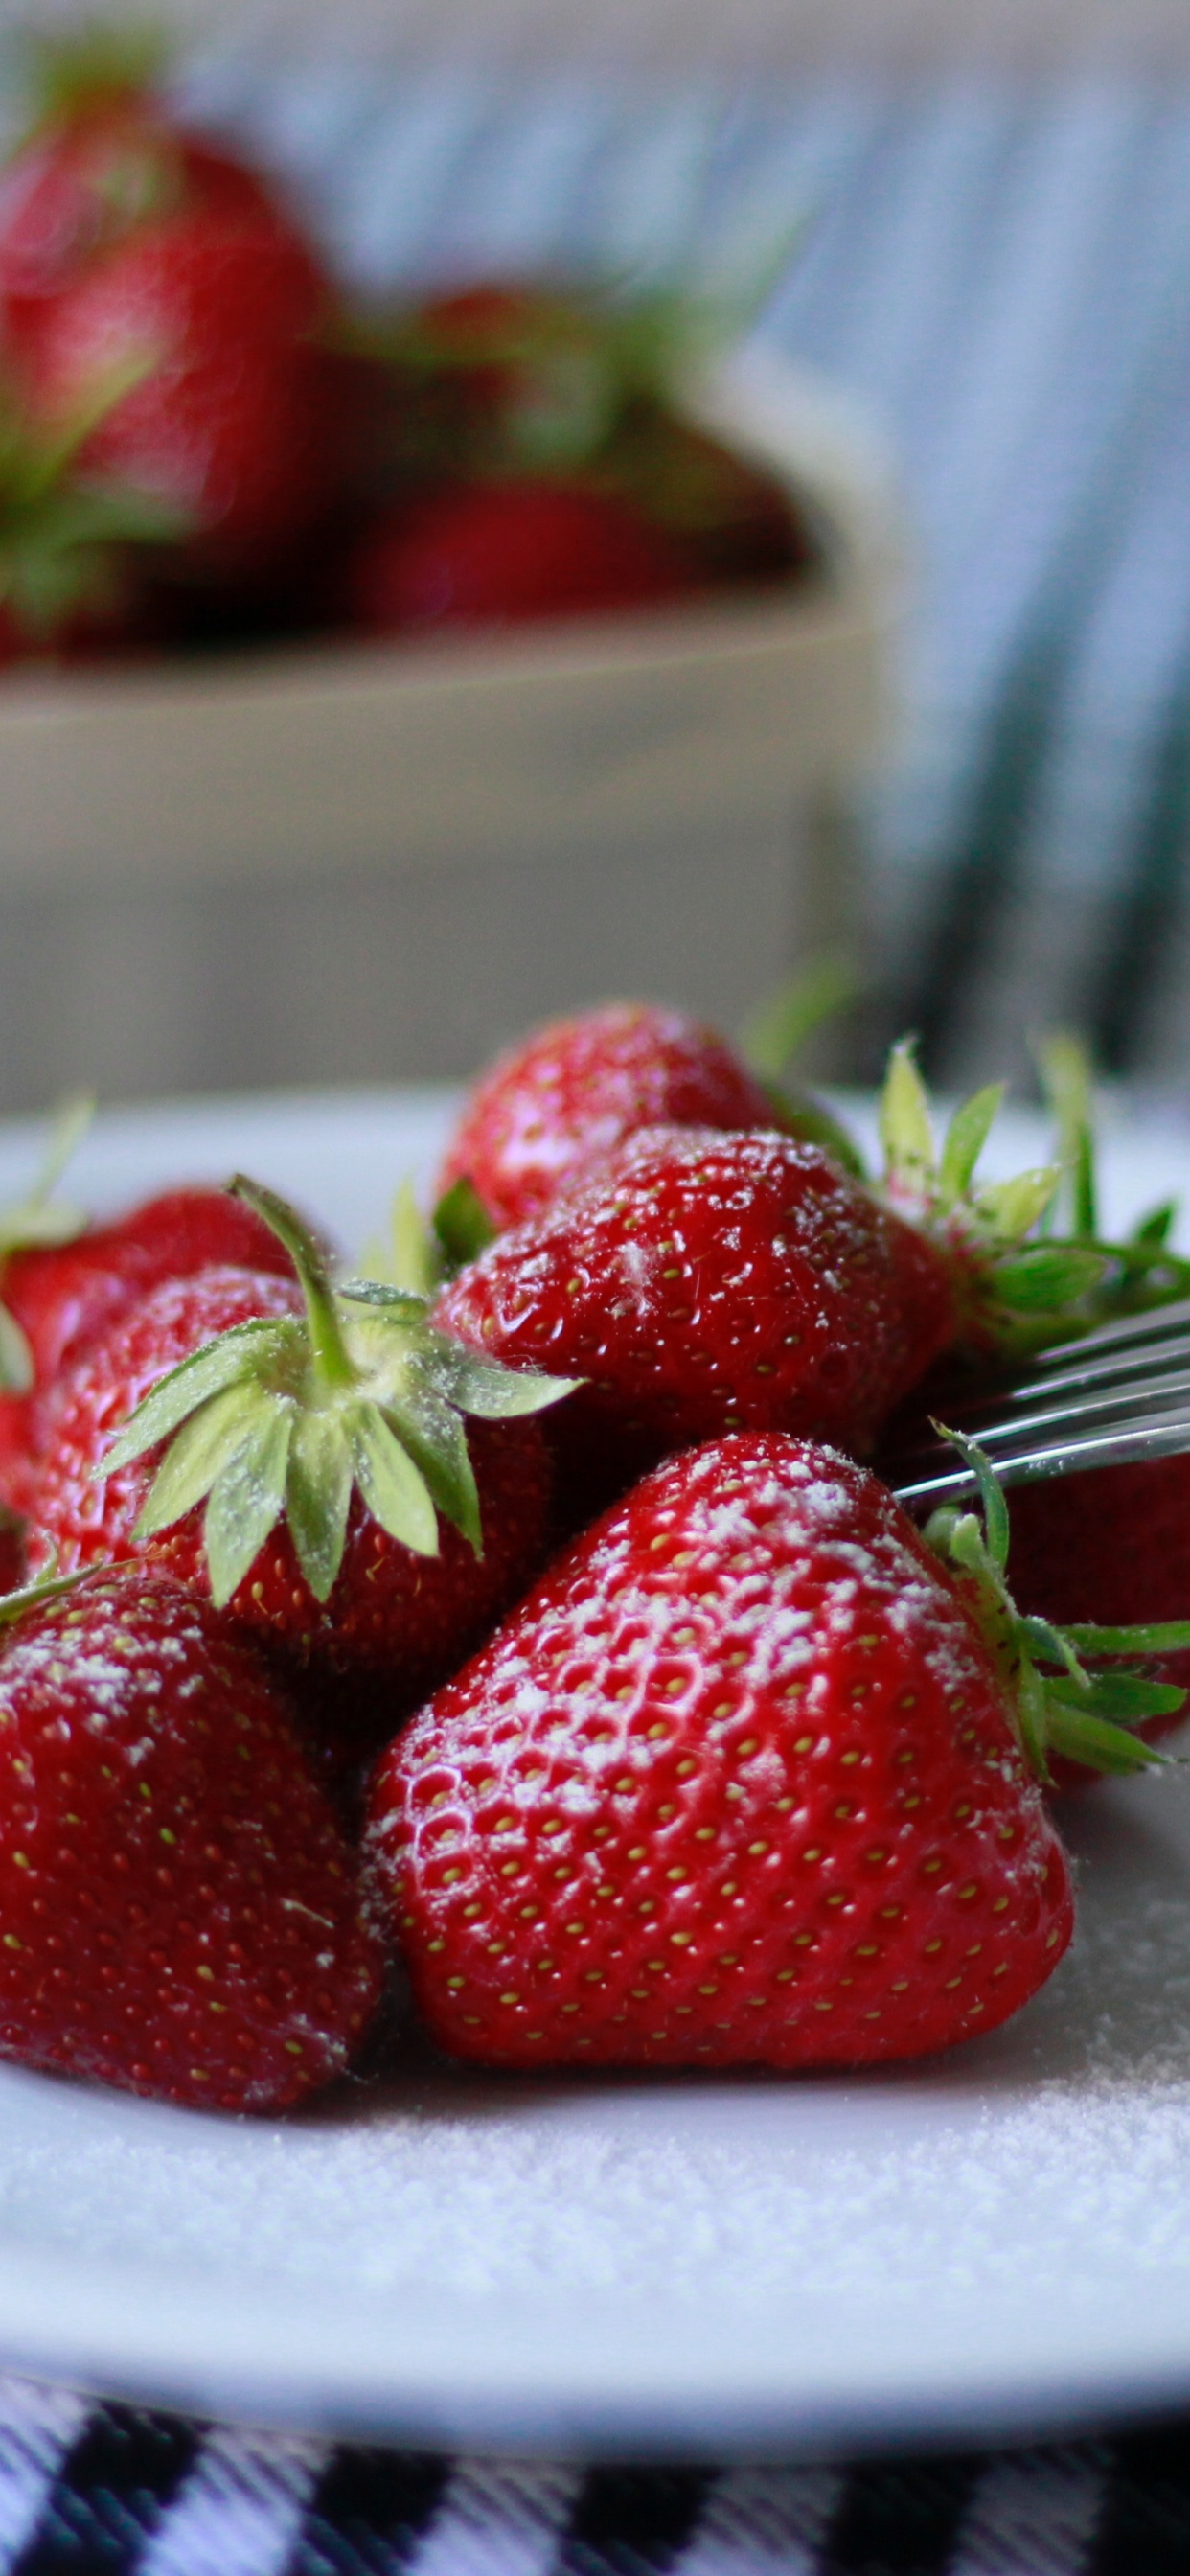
[{"xmin": 0, "ymin": 2381, "xmax": 1182, "ymax": 2575}]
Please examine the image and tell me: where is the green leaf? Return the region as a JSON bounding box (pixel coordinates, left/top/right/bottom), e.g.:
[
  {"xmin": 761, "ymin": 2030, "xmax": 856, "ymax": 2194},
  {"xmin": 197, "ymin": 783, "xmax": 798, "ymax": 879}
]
[
  {"xmin": 764, "ymin": 1082, "xmax": 867, "ymax": 1180},
  {"xmin": 1036, "ymin": 1030, "xmax": 1098, "ymax": 1239},
  {"xmin": 203, "ymin": 1404, "xmax": 293, "ymax": 1609},
  {"xmin": 21, "ymin": 25, "xmax": 172, "ymax": 126},
  {"xmin": 286, "ymin": 1409, "xmax": 354, "ymax": 1602},
  {"xmin": 428, "ymin": 1336, "xmax": 582, "ymax": 1418},
  {"xmin": 337, "ymin": 1280, "xmax": 430, "ymax": 1320},
  {"xmin": 1017, "ymin": 1656, "xmax": 1052, "ymax": 1781},
  {"xmin": 102, "ymin": 1320, "xmax": 298, "ymax": 1471},
  {"xmin": 0, "ymin": 1562, "xmax": 115, "ymax": 1627},
  {"xmin": 350, "ymin": 1403, "xmax": 440, "ymax": 1557},
  {"xmin": 1048, "ymin": 1671, "xmax": 1185, "ymax": 1722},
  {"xmin": 393, "ymin": 1181, "xmax": 443, "ymax": 1294},
  {"xmin": 932, "ymin": 1425, "xmax": 1011, "ymax": 1576},
  {"xmin": 921, "ymin": 1503, "xmax": 963, "ymax": 1560},
  {"xmin": 991, "ymin": 1244, "xmax": 1107, "ymax": 1311},
  {"xmin": 1102, "ymin": 1238, "xmax": 1190, "ymax": 1289},
  {"xmin": 739, "ymin": 954, "xmax": 859, "ymax": 1080},
  {"xmin": 132, "ymin": 1384, "xmax": 268, "ymax": 1538},
  {"xmin": 383, "ymin": 1380, "xmax": 483, "ymax": 1555},
  {"xmin": 879, "ymin": 1039, "xmax": 934, "ymax": 1187},
  {"xmin": 1131, "ymin": 1201, "xmax": 1178, "ymax": 1249},
  {"xmin": 972, "ymin": 1166, "xmax": 1061, "ymax": 1246},
  {"xmin": 38, "ymin": 1090, "xmax": 93, "ymax": 1193},
  {"xmin": 1043, "ymin": 1696, "xmax": 1171, "ymax": 1776},
  {"xmin": 1020, "ymin": 1611, "xmax": 1087, "ymax": 1685},
  {"xmin": 0, "ymin": 1304, "xmax": 33, "ymax": 1396},
  {"xmin": 1063, "ymin": 1619, "xmax": 1190, "ymax": 1658},
  {"xmin": 939, "ymin": 1085, "xmax": 1003, "ymax": 1203},
  {"xmin": 0, "ymin": 1091, "xmax": 94, "ymax": 1264},
  {"xmin": 358, "ymin": 1182, "xmax": 442, "ymax": 1297},
  {"xmin": 943, "ymin": 1508, "xmax": 993, "ymax": 1584},
  {"xmin": 432, "ymin": 1177, "xmax": 498, "ymax": 1270}
]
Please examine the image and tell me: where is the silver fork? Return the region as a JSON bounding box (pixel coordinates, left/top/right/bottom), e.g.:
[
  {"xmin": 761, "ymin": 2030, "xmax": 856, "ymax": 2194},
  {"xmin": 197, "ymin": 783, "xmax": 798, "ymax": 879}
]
[{"xmin": 883, "ymin": 1294, "xmax": 1190, "ymax": 1505}]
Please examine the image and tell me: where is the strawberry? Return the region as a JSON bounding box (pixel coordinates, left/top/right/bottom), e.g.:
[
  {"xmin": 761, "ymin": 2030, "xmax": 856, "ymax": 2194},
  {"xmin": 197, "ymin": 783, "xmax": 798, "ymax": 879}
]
[
  {"xmin": 0, "ymin": 1560, "xmax": 381, "ymax": 2110},
  {"xmin": 600, "ymin": 405, "xmax": 811, "ymax": 586},
  {"xmin": 368, "ymin": 1432, "xmax": 1093, "ymax": 2070},
  {"xmin": 0, "ymin": 1166, "xmax": 298, "ymax": 1517},
  {"xmin": 18, "ymin": 208, "xmax": 345, "ymax": 586},
  {"xmin": 348, "ymin": 477, "xmax": 696, "ymax": 635},
  {"xmin": 27, "ymin": 1182, "xmax": 573, "ymax": 1719},
  {"xmin": 436, "ymin": 1000, "xmax": 807, "ymax": 1233},
  {"xmin": 436, "ymin": 1030, "xmax": 1132, "ymax": 1512},
  {"xmin": 871, "ymin": 1040, "xmax": 1182, "ymax": 1357},
  {"xmin": 995, "ymin": 1455, "xmax": 1190, "ymax": 1780},
  {"xmin": 376, "ymin": 279, "xmax": 811, "ymax": 586},
  {"xmin": 0, "ymin": 1507, "xmax": 23, "ymax": 1596},
  {"xmin": 3, "ymin": 1183, "xmax": 297, "ymax": 1392},
  {"xmin": 0, "ymin": 34, "xmax": 311, "ymax": 350},
  {"xmin": 436, "ymin": 1122, "xmax": 958, "ymax": 1512}
]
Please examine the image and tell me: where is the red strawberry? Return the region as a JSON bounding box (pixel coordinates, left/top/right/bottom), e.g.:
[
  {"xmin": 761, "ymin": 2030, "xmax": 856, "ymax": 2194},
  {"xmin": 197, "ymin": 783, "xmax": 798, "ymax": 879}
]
[
  {"xmin": 1008, "ymin": 1456, "xmax": 1190, "ymax": 1669},
  {"xmin": 18, "ymin": 209, "xmax": 343, "ymax": 584},
  {"xmin": 349, "ymin": 477, "xmax": 696, "ymax": 634},
  {"xmin": 436, "ymin": 1000, "xmax": 798, "ymax": 1232},
  {"xmin": 997, "ymin": 1456, "xmax": 1190, "ymax": 1782},
  {"xmin": 874, "ymin": 1041, "xmax": 1115, "ymax": 1359},
  {"xmin": 0, "ymin": 1511, "xmax": 23, "ymax": 1596},
  {"xmin": 368, "ymin": 1433, "xmax": 1077, "ymax": 2069},
  {"xmin": 27, "ymin": 1182, "xmax": 573, "ymax": 1721},
  {"xmin": 0, "ymin": 37, "xmax": 313, "ymax": 347},
  {"xmin": 0, "ymin": 1180, "xmax": 298, "ymax": 1517},
  {"xmin": 436, "ymin": 1122, "xmax": 957, "ymax": 1510},
  {"xmin": 383, "ymin": 281, "xmax": 811, "ymax": 587},
  {"xmin": 0, "ymin": 1561, "xmax": 381, "ymax": 2110},
  {"xmin": 4, "ymin": 1183, "xmax": 297, "ymax": 1388}
]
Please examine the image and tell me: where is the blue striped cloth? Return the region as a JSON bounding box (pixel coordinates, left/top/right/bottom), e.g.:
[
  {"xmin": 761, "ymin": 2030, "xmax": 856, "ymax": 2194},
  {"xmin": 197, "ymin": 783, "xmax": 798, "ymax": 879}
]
[
  {"xmin": 0, "ymin": 2380, "xmax": 1181, "ymax": 2573},
  {"xmin": 158, "ymin": 50, "xmax": 1190, "ymax": 1099}
]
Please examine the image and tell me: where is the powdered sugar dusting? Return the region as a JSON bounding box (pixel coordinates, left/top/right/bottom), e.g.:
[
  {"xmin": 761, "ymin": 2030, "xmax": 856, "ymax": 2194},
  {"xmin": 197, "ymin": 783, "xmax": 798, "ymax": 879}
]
[{"xmin": 0, "ymin": 1760, "xmax": 1188, "ymax": 2364}]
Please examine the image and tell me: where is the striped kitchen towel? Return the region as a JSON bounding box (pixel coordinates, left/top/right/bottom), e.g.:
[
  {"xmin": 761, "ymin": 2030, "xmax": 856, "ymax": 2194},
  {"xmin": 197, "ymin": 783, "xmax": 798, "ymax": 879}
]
[{"xmin": 0, "ymin": 2379, "xmax": 1181, "ymax": 2574}]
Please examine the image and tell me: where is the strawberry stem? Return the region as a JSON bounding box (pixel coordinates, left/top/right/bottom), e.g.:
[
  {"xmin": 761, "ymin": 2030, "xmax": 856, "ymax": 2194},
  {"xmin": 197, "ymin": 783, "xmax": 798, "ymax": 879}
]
[
  {"xmin": 19, "ymin": 28, "xmax": 169, "ymax": 128},
  {"xmin": 106, "ymin": 1176, "xmax": 578, "ymax": 1608},
  {"xmin": 229, "ymin": 1175, "xmax": 356, "ymax": 1395}
]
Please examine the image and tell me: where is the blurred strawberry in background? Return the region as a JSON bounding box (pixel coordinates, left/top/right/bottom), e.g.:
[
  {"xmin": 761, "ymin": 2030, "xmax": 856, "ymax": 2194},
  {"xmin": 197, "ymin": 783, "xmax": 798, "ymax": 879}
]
[
  {"xmin": 0, "ymin": 32, "xmax": 816, "ymax": 659},
  {"xmin": 0, "ymin": 29, "xmax": 299, "ymax": 339}
]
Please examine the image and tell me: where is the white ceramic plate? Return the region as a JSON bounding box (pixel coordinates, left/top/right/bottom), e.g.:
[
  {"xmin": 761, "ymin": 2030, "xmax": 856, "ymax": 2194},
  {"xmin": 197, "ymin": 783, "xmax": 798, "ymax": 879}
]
[{"xmin": 2, "ymin": 1083, "xmax": 1190, "ymax": 2460}]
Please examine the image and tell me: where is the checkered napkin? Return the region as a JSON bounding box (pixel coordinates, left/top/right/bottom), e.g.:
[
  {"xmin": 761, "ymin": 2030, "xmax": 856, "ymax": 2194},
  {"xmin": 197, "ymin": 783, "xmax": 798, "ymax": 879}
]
[{"xmin": 0, "ymin": 2380, "xmax": 1182, "ymax": 2575}]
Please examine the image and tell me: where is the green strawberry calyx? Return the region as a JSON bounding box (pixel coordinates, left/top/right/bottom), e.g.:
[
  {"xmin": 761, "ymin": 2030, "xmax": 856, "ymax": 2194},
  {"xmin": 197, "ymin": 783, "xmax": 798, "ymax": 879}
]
[
  {"xmin": 19, "ymin": 27, "xmax": 170, "ymax": 132},
  {"xmin": 0, "ymin": 361, "xmax": 192, "ymax": 648},
  {"xmin": 878, "ymin": 1039, "xmax": 1114, "ymax": 1353},
  {"xmin": 1036, "ymin": 1030, "xmax": 1190, "ymax": 1321},
  {"xmin": 924, "ymin": 1426, "xmax": 1190, "ymax": 1782},
  {"xmin": 360, "ymin": 1176, "xmax": 497, "ymax": 1296},
  {"xmin": 102, "ymin": 1175, "xmax": 581, "ymax": 1611},
  {"xmin": 0, "ymin": 1092, "xmax": 94, "ymax": 1393}
]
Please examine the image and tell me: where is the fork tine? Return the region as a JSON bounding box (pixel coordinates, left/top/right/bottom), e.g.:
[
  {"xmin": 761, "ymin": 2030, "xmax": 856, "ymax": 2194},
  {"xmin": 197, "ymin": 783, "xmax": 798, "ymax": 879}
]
[
  {"xmin": 881, "ymin": 1293, "xmax": 1190, "ymax": 1506},
  {"xmin": 890, "ymin": 1403, "xmax": 1190, "ymax": 1505},
  {"xmin": 1013, "ymin": 1322, "xmax": 1190, "ymax": 1403},
  {"xmin": 1029, "ymin": 1293, "xmax": 1190, "ymax": 1370},
  {"xmin": 920, "ymin": 1362, "xmax": 1190, "ymax": 1452}
]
